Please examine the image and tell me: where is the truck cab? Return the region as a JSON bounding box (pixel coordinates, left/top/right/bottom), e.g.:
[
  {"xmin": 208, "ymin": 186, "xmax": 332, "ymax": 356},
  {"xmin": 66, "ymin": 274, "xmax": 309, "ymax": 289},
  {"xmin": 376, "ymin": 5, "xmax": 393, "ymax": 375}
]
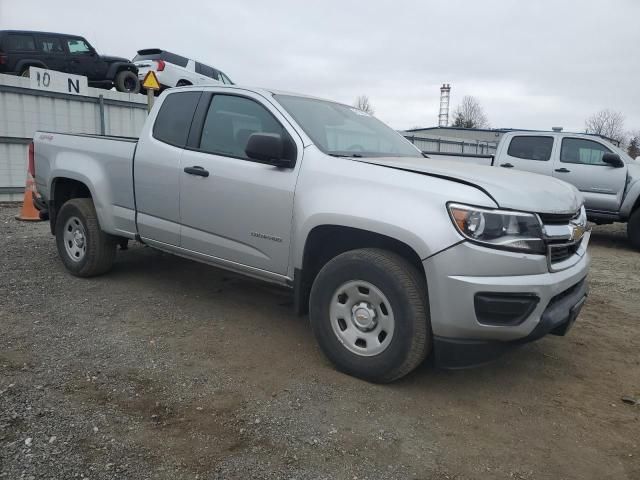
[{"xmin": 493, "ymin": 131, "xmax": 640, "ymax": 246}]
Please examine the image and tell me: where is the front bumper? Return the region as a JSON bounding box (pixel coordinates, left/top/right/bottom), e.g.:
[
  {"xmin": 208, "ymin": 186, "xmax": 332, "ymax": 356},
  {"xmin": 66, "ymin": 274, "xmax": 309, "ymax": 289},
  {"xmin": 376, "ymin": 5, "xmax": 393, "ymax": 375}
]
[{"xmin": 424, "ymin": 238, "xmax": 590, "ymax": 368}]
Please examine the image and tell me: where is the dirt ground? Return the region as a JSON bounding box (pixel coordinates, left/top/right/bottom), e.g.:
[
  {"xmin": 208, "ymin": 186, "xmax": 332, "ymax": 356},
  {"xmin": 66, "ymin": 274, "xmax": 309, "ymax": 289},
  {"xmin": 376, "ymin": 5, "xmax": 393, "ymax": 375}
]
[{"xmin": 0, "ymin": 204, "xmax": 638, "ymax": 480}]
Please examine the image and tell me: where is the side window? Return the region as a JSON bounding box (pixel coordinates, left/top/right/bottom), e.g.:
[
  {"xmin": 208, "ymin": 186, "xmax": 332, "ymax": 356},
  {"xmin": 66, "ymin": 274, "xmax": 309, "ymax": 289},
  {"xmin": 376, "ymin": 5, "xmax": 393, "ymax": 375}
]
[
  {"xmin": 196, "ymin": 62, "xmax": 218, "ymax": 79},
  {"xmin": 66, "ymin": 38, "xmax": 91, "ymax": 54},
  {"xmin": 163, "ymin": 52, "xmax": 188, "ymax": 68},
  {"xmin": 153, "ymin": 91, "xmax": 201, "ymax": 147},
  {"xmin": 38, "ymin": 36, "xmax": 64, "ymax": 54},
  {"xmin": 199, "ymin": 95, "xmax": 294, "ymax": 160},
  {"xmin": 220, "ymin": 72, "xmax": 233, "ymax": 85},
  {"xmin": 560, "ymin": 138, "xmax": 611, "ymax": 165},
  {"xmin": 507, "ymin": 136, "xmax": 554, "ymax": 161},
  {"xmin": 7, "ymin": 34, "xmax": 36, "ymax": 51}
]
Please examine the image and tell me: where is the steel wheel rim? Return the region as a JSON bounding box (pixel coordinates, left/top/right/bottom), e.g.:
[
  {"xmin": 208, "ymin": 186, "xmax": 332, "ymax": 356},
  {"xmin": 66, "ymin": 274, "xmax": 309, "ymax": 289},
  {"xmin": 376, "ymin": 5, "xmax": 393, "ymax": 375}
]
[
  {"xmin": 63, "ymin": 216, "xmax": 87, "ymax": 262},
  {"xmin": 329, "ymin": 280, "xmax": 395, "ymax": 357}
]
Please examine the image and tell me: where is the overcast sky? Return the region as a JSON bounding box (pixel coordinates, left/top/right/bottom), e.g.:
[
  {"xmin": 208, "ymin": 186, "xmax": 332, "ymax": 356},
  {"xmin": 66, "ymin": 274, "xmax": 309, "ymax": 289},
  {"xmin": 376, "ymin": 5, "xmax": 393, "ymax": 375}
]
[{"xmin": 1, "ymin": 0, "xmax": 638, "ymax": 132}]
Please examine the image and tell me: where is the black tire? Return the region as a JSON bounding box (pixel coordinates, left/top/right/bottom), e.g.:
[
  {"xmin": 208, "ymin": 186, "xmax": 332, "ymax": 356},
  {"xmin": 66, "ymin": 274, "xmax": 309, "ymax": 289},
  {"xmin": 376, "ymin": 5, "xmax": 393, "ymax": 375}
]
[
  {"xmin": 55, "ymin": 198, "xmax": 117, "ymax": 277},
  {"xmin": 628, "ymin": 209, "xmax": 640, "ymax": 250},
  {"xmin": 20, "ymin": 67, "xmax": 31, "ymax": 78},
  {"xmin": 176, "ymin": 80, "xmax": 191, "ymax": 87},
  {"xmin": 115, "ymin": 70, "xmax": 140, "ymax": 93},
  {"xmin": 309, "ymin": 248, "xmax": 430, "ymax": 383}
]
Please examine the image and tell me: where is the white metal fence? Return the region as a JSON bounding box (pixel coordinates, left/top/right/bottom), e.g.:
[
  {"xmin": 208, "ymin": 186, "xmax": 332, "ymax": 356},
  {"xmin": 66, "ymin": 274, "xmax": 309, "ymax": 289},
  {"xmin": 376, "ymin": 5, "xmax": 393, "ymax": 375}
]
[
  {"xmin": 403, "ymin": 134, "xmax": 498, "ymax": 156},
  {"xmin": 0, "ymin": 74, "xmax": 147, "ymax": 201}
]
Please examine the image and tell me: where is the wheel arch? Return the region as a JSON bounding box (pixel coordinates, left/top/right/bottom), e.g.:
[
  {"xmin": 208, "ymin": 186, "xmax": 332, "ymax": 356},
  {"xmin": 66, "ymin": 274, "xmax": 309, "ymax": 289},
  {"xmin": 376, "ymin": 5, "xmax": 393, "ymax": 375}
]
[
  {"xmin": 293, "ymin": 224, "xmax": 426, "ymax": 315},
  {"xmin": 49, "ymin": 176, "xmax": 94, "ymax": 234},
  {"xmin": 15, "ymin": 60, "xmax": 47, "ymax": 74}
]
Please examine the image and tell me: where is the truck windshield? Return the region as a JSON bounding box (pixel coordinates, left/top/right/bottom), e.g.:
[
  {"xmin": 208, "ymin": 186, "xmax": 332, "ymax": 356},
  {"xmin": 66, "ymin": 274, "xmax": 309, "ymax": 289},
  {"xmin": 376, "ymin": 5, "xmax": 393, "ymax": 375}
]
[{"xmin": 275, "ymin": 94, "xmax": 421, "ymax": 158}]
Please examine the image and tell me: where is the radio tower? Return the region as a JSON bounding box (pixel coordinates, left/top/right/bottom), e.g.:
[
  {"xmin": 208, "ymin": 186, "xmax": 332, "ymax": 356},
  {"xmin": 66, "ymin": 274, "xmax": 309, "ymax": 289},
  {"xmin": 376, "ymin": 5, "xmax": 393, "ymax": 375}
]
[{"xmin": 438, "ymin": 83, "xmax": 451, "ymax": 127}]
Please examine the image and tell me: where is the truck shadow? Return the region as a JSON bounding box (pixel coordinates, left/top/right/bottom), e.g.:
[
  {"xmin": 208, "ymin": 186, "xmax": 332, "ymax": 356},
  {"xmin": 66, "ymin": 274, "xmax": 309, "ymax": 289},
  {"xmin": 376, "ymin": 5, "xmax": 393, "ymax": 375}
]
[
  {"xmin": 588, "ymin": 224, "xmax": 634, "ymax": 251},
  {"xmin": 106, "ymin": 244, "xmax": 573, "ymax": 395}
]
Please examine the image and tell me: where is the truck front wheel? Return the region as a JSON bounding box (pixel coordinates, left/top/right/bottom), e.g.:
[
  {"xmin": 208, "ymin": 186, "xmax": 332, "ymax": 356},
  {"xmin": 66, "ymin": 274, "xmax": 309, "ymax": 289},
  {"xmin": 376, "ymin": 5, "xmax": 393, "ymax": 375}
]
[
  {"xmin": 309, "ymin": 248, "xmax": 431, "ymax": 383},
  {"xmin": 628, "ymin": 209, "xmax": 640, "ymax": 250},
  {"xmin": 55, "ymin": 198, "xmax": 117, "ymax": 277}
]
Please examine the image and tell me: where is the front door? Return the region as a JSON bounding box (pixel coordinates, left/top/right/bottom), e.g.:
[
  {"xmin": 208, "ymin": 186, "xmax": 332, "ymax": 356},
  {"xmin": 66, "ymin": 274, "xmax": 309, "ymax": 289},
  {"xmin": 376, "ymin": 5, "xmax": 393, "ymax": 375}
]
[
  {"xmin": 63, "ymin": 37, "xmax": 99, "ymax": 80},
  {"xmin": 553, "ymin": 137, "xmax": 627, "ymax": 212},
  {"xmin": 179, "ymin": 92, "xmax": 302, "ymax": 275}
]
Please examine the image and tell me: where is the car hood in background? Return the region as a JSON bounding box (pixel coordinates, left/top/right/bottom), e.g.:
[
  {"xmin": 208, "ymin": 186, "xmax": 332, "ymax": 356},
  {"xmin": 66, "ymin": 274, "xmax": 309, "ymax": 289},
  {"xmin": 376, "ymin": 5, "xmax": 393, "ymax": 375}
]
[{"xmin": 359, "ymin": 156, "xmax": 582, "ymax": 214}]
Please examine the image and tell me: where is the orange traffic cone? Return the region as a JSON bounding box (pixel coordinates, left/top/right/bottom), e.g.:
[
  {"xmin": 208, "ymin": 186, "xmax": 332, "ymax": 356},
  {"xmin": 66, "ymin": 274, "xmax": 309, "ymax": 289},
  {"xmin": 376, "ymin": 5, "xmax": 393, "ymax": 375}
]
[{"xmin": 15, "ymin": 172, "xmax": 43, "ymax": 222}]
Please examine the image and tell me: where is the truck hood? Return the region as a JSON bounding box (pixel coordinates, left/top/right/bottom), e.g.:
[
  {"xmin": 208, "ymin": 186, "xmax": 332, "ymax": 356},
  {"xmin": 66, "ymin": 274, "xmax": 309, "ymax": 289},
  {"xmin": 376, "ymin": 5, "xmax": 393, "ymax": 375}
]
[
  {"xmin": 100, "ymin": 54, "xmax": 130, "ymax": 63},
  {"xmin": 359, "ymin": 156, "xmax": 582, "ymax": 214}
]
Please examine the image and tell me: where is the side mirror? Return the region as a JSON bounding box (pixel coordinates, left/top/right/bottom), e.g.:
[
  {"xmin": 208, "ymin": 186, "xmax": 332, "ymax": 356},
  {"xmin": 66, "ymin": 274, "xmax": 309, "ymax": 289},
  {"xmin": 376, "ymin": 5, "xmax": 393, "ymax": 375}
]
[
  {"xmin": 602, "ymin": 152, "xmax": 624, "ymax": 168},
  {"xmin": 245, "ymin": 133, "xmax": 293, "ymax": 168}
]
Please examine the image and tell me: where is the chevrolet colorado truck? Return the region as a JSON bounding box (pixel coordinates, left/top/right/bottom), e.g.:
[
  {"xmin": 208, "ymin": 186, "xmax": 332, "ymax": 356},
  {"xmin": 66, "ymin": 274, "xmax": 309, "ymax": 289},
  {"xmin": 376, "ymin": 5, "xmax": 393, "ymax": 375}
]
[
  {"xmin": 31, "ymin": 85, "xmax": 590, "ymax": 382},
  {"xmin": 425, "ymin": 131, "xmax": 640, "ymax": 249}
]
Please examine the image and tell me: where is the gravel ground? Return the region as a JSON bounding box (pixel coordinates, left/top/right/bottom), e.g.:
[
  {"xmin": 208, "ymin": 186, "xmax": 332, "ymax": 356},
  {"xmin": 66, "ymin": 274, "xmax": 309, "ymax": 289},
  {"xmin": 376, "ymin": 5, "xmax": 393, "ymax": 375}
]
[{"xmin": 0, "ymin": 203, "xmax": 638, "ymax": 480}]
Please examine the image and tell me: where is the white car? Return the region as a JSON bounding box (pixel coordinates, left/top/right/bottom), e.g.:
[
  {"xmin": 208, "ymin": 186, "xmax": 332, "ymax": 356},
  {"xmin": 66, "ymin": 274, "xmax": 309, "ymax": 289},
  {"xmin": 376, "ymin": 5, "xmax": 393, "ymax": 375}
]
[{"xmin": 132, "ymin": 48, "xmax": 233, "ymax": 90}]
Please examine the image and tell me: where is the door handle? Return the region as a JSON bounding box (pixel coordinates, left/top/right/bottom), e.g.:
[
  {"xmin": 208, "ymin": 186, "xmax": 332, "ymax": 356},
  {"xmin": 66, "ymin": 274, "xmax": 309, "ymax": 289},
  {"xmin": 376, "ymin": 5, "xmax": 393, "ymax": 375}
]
[
  {"xmin": 183, "ymin": 166, "xmax": 209, "ymax": 177},
  {"xmin": 555, "ymin": 168, "xmax": 571, "ymax": 173},
  {"xmin": 500, "ymin": 163, "xmax": 514, "ymax": 168}
]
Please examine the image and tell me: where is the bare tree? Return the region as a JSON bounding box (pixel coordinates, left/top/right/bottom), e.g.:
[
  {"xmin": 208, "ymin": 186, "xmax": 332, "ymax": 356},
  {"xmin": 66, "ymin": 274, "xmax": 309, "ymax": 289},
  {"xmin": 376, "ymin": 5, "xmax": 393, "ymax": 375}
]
[
  {"xmin": 628, "ymin": 130, "xmax": 640, "ymax": 159},
  {"xmin": 585, "ymin": 109, "xmax": 626, "ymax": 144},
  {"xmin": 353, "ymin": 95, "xmax": 374, "ymax": 114},
  {"xmin": 451, "ymin": 96, "xmax": 489, "ymax": 129}
]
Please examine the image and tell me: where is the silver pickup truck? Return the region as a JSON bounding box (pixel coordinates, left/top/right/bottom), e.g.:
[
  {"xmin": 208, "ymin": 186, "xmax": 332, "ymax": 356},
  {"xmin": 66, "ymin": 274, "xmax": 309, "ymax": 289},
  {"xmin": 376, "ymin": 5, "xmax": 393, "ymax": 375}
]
[
  {"xmin": 426, "ymin": 131, "xmax": 640, "ymax": 249},
  {"xmin": 32, "ymin": 85, "xmax": 590, "ymax": 382}
]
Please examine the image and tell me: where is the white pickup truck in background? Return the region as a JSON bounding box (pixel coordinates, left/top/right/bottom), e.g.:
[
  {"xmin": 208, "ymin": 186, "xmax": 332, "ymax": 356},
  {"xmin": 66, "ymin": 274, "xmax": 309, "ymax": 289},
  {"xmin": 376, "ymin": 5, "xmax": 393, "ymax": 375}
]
[{"xmin": 427, "ymin": 131, "xmax": 640, "ymax": 249}]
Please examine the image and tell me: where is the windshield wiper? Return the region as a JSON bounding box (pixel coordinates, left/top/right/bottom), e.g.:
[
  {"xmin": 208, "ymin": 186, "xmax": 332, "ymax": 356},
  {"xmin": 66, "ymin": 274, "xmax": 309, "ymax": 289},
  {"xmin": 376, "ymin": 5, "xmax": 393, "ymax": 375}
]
[{"xmin": 328, "ymin": 153, "xmax": 363, "ymax": 158}]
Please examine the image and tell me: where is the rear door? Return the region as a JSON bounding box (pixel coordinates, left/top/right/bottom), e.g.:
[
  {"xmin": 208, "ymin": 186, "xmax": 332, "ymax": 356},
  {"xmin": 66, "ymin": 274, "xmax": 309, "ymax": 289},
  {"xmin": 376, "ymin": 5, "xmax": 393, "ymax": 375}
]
[
  {"xmin": 178, "ymin": 91, "xmax": 302, "ymax": 275},
  {"xmin": 35, "ymin": 35, "xmax": 67, "ymax": 73},
  {"xmin": 496, "ymin": 134, "xmax": 556, "ymax": 175},
  {"xmin": 134, "ymin": 90, "xmax": 202, "ymax": 246},
  {"xmin": 553, "ymin": 137, "xmax": 627, "ymax": 212}
]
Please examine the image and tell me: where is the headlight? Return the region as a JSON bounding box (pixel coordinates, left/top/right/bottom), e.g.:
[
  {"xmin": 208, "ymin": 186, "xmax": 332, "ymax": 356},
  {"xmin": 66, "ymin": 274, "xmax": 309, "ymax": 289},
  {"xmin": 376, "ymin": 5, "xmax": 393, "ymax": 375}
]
[{"xmin": 448, "ymin": 203, "xmax": 545, "ymax": 254}]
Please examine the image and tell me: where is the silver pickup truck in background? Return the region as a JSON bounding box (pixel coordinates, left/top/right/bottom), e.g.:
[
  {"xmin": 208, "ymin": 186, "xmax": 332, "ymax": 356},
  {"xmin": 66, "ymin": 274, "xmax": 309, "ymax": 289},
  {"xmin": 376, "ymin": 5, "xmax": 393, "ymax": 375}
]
[
  {"xmin": 32, "ymin": 85, "xmax": 590, "ymax": 382},
  {"xmin": 427, "ymin": 131, "xmax": 640, "ymax": 249}
]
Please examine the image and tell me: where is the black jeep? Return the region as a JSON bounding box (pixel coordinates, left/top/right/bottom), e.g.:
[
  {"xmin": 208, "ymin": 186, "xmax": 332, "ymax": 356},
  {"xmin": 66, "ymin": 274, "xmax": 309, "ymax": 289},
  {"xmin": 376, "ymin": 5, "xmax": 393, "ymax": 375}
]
[{"xmin": 0, "ymin": 30, "xmax": 140, "ymax": 93}]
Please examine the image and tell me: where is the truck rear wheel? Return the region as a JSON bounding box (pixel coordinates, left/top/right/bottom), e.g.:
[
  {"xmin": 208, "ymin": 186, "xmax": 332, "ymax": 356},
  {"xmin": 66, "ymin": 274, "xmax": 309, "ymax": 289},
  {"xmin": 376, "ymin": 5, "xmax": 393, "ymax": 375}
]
[
  {"xmin": 628, "ymin": 209, "xmax": 640, "ymax": 250},
  {"xmin": 55, "ymin": 198, "xmax": 117, "ymax": 277},
  {"xmin": 115, "ymin": 70, "xmax": 140, "ymax": 93},
  {"xmin": 309, "ymin": 248, "xmax": 430, "ymax": 383}
]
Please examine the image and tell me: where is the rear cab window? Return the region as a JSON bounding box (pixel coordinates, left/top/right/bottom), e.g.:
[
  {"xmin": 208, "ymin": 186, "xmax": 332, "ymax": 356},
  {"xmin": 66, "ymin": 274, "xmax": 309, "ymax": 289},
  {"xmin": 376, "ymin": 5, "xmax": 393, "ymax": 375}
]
[
  {"xmin": 507, "ymin": 136, "xmax": 554, "ymax": 161},
  {"xmin": 152, "ymin": 91, "xmax": 201, "ymax": 147},
  {"xmin": 6, "ymin": 33, "xmax": 36, "ymax": 51}
]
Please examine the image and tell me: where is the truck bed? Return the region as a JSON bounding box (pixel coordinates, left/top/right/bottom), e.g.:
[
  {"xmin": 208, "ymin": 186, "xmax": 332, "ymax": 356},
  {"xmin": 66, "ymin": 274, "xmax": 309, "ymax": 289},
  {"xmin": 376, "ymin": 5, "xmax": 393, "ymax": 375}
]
[{"xmin": 34, "ymin": 131, "xmax": 139, "ymax": 238}]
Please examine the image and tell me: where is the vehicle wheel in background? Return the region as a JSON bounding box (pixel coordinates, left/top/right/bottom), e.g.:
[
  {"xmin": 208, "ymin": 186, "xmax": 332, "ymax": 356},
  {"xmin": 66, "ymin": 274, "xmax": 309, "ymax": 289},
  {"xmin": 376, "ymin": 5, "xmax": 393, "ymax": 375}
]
[
  {"xmin": 115, "ymin": 70, "xmax": 140, "ymax": 93},
  {"xmin": 628, "ymin": 209, "xmax": 640, "ymax": 250},
  {"xmin": 55, "ymin": 198, "xmax": 117, "ymax": 277},
  {"xmin": 176, "ymin": 80, "xmax": 191, "ymax": 87},
  {"xmin": 20, "ymin": 67, "xmax": 30, "ymax": 78},
  {"xmin": 309, "ymin": 248, "xmax": 430, "ymax": 383}
]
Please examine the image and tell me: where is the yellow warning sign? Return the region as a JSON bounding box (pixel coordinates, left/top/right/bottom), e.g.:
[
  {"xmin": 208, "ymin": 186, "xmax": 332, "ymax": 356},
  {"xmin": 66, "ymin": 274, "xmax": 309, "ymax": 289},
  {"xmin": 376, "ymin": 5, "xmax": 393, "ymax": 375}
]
[{"xmin": 142, "ymin": 71, "xmax": 160, "ymax": 91}]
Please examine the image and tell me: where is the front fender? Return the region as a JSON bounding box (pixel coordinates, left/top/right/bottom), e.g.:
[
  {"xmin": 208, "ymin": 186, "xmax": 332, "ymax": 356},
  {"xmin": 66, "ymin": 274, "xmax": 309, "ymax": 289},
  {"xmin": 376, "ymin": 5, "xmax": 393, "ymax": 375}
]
[
  {"xmin": 106, "ymin": 62, "xmax": 137, "ymax": 80},
  {"xmin": 620, "ymin": 178, "xmax": 640, "ymax": 219},
  {"xmin": 290, "ymin": 149, "xmax": 497, "ymax": 274}
]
